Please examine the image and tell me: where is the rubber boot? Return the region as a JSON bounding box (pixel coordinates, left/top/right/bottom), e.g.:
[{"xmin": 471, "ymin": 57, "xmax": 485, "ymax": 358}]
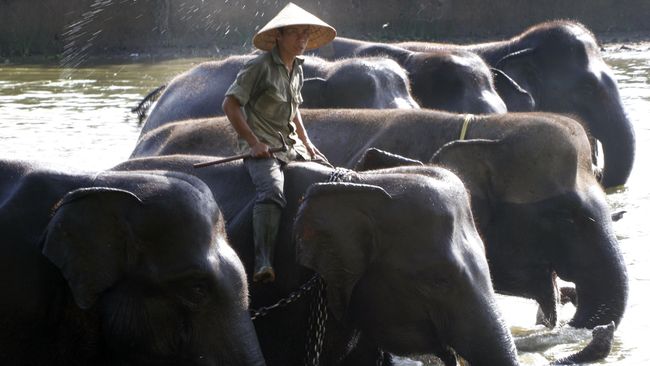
[{"xmin": 252, "ymin": 203, "xmax": 282, "ymax": 283}]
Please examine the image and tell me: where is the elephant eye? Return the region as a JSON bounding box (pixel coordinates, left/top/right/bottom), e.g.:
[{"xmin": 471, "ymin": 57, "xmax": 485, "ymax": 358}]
[
  {"xmin": 176, "ymin": 281, "xmax": 210, "ymax": 309},
  {"xmin": 540, "ymin": 205, "xmax": 575, "ymax": 224},
  {"xmin": 191, "ymin": 283, "xmax": 207, "ymax": 297},
  {"xmin": 415, "ymin": 270, "xmax": 453, "ymax": 293},
  {"xmin": 554, "ymin": 209, "xmax": 575, "ymax": 223}
]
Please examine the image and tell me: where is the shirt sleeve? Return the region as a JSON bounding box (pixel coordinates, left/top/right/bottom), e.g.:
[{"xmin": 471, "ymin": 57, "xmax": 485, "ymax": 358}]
[{"xmin": 225, "ymin": 58, "xmax": 264, "ymax": 106}]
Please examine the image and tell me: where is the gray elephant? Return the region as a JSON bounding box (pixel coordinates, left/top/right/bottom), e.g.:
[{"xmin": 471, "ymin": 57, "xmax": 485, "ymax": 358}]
[
  {"xmin": 322, "ymin": 20, "xmax": 635, "ymax": 188},
  {"xmin": 126, "ymin": 109, "xmax": 628, "ymax": 331},
  {"xmin": 135, "ymin": 55, "xmax": 418, "ymax": 136},
  {"xmin": 0, "ymin": 159, "xmax": 265, "ymax": 366},
  {"xmin": 313, "ymin": 42, "xmax": 516, "ymax": 113},
  {"xmin": 113, "ymin": 156, "xmax": 520, "ymax": 366},
  {"xmin": 301, "ymin": 57, "xmax": 419, "ymax": 110}
]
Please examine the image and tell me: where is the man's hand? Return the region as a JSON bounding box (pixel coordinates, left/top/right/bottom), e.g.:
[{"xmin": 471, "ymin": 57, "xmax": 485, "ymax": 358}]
[
  {"xmin": 306, "ymin": 143, "xmax": 329, "ymax": 163},
  {"xmin": 251, "ymin": 141, "xmax": 272, "ymax": 158}
]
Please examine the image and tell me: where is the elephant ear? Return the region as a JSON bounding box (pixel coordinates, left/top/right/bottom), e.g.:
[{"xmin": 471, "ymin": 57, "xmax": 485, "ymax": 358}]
[
  {"xmin": 354, "ymin": 148, "xmax": 424, "ymax": 171},
  {"xmin": 491, "ymin": 67, "xmax": 535, "ymax": 111},
  {"xmin": 494, "ymin": 48, "xmax": 539, "ymax": 104},
  {"xmin": 431, "ymin": 139, "xmax": 500, "ymax": 210},
  {"xmin": 42, "ymin": 187, "xmax": 143, "ymax": 310},
  {"xmin": 294, "ymin": 182, "xmax": 392, "ymax": 321},
  {"xmin": 301, "ymin": 77, "xmax": 326, "ymax": 108}
]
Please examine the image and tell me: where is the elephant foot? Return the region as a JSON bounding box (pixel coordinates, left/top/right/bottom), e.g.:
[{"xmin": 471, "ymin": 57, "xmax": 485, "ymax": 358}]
[
  {"xmin": 253, "ymin": 266, "xmax": 276, "ymax": 283},
  {"xmin": 559, "ymin": 286, "xmax": 577, "ymax": 306}
]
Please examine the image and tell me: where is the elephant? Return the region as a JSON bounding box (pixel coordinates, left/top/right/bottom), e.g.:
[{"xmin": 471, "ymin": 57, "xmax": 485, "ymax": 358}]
[
  {"xmin": 320, "ymin": 20, "xmax": 635, "ymax": 188},
  {"xmin": 313, "ymin": 42, "xmax": 514, "ymax": 113},
  {"xmin": 135, "ymin": 55, "xmax": 419, "ymax": 136},
  {"xmin": 112, "ymin": 156, "xmax": 520, "ymax": 366},
  {"xmin": 0, "ymin": 159, "xmax": 265, "ymax": 366},
  {"xmin": 126, "ymin": 109, "xmax": 629, "ymax": 331}
]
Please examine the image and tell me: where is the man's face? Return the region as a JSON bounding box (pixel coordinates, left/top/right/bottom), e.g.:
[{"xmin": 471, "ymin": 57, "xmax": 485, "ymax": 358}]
[{"xmin": 277, "ymin": 25, "xmax": 311, "ymax": 57}]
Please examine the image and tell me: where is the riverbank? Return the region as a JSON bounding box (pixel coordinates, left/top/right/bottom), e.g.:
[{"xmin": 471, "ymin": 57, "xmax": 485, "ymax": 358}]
[
  {"xmin": 3, "ymin": 31, "xmax": 649, "ymax": 66},
  {"xmin": 2, "ymin": 0, "xmax": 650, "ymax": 58}
]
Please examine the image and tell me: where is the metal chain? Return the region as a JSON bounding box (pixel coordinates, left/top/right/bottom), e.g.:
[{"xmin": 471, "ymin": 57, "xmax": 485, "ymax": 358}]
[
  {"xmin": 328, "ymin": 167, "xmax": 355, "ymax": 183},
  {"xmin": 247, "ymin": 168, "xmax": 350, "ymax": 363},
  {"xmin": 249, "ymin": 273, "xmax": 321, "ymax": 320},
  {"xmin": 304, "ymin": 275, "xmax": 328, "ymax": 366}
]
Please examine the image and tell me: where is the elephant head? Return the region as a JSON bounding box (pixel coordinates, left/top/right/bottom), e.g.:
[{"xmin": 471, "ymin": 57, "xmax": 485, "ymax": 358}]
[
  {"xmin": 294, "ymin": 173, "xmax": 519, "ymax": 366},
  {"xmin": 432, "ymin": 134, "xmax": 628, "ymax": 330},
  {"xmin": 301, "ymin": 57, "xmax": 420, "ymax": 109},
  {"xmin": 42, "ymin": 180, "xmax": 265, "ymax": 365},
  {"xmin": 493, "ymin": 21, "xmax": 635, "ymax": 188},
  {"xmin": 354, "ymin": 44, "xmax": 507, "ymax": 114}
]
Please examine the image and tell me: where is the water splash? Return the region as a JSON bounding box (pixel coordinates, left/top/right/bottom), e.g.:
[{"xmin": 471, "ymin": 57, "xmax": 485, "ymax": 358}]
[
  {"xmin": 58, "ymin": 0, "xmax": 303, "ymax": 76},
  {"xmin": 60, "ymin": 0, "xmax": 118, "ymax": 77}
]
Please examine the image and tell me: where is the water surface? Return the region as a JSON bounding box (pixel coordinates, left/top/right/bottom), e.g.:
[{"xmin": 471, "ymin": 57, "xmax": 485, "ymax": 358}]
[{"xmin": 1, "ymin": 44, "xmax": 649, "ymax": 364}]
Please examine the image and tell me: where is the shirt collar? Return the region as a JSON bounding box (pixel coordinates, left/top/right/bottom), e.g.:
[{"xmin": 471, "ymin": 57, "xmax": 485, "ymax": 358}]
[{"xmin": 271, "ymin": 46, "xmax": 305, "ymax": 67}]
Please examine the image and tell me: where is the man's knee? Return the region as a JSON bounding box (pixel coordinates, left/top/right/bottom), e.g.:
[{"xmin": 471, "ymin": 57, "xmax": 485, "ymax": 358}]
[
  {"xmin": 256, "ymin": 189, "xmax": 286, "ymax": 208},
  {"xmin": 245, "ymin": 158, "xmax": 286, "ymax": 207}
]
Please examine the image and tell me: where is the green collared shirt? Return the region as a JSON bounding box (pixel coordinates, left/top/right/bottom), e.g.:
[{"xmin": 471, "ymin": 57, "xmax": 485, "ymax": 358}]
[{"xmin": 225, "ymin": 46, "xmax": 310, "ymax": 162}]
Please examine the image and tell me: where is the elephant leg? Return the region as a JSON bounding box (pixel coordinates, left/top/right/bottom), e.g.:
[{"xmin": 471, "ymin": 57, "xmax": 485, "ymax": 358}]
[
  {"xmin": 252, "ymin": 203, "xmax": 281, "ymax": 283},
  {"xmin": 340, "ymin": 332, "xmax": 391, "ymax": 366},
  {"xmin": 535, "ymin": 271, "xmax": 561, "ymax": 328},
  {"xmin": 429, "ymin": 346, "xmax": 458, "ymax": 366},
  {"xmin": 560, "ymin": 286, "xmax": 577, "ymax": 306}
]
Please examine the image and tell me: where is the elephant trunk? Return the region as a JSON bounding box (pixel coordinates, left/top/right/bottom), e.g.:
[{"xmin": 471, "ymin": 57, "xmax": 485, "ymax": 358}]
[
  {"xmin": 450, "ymin": 297, "xmax": 520, "ymax": 366},
  {"xmin": 201, "ymin": 310, "xmax": 267, "ymax": 366},
  {"xmin": 579, "ymin": 86, "xmax": 636, "ymax": 189},
  {"xmin": 562, "ymin": 229, "xmax": 628, "ymax": 329},
  {"xmin": 599, "ymin": 117, "xmax": 635, "ymax": 188},
  {"xmin": 569, "ymin": 266, "xmax": 628, "ymax": 329}
]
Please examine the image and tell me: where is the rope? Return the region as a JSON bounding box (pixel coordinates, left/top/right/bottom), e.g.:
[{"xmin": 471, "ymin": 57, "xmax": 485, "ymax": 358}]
[{"xmin": 459, "ymin": 114, "xmax": 474, "ymax": 141}]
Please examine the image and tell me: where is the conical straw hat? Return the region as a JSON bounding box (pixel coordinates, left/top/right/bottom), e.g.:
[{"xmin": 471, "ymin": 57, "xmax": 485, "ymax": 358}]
[{"xmin": 253, "ymin": 3, "xmax": 336, "ymax": 51}]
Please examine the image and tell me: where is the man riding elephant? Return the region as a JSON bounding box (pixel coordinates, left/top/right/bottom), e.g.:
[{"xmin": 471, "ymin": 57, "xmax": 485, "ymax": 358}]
[
  {"xmin": 221, "ymin": 2, "xmax": 335, "ymax": 283},
  {"xmin": 133, "ymin": 54, "xmax": 420, "ymax": 134}
]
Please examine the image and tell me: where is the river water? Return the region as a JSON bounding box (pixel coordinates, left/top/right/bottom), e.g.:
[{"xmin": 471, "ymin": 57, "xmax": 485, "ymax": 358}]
[{"xmin": 1, "ymin": 42, "xmax": 648, "ymax": 364}]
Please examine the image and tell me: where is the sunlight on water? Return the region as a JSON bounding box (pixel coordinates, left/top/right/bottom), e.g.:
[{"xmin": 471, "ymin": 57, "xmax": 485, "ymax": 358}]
[
  {"xmin": 0, "ymin": 59, "xmax": 207, "ymax": 170},
  {"xmin": 0, "ymin": 43, "xmax": 649, "ymax": 365}
]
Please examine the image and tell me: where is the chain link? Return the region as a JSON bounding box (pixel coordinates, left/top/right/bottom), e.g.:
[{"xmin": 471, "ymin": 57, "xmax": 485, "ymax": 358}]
[
  {"xmin": 249, "ymin": 273, "xmax": 321, "ymax": 320},
  {"xmin": 376, "ymin": 350, "xmax": 385, "ymax": 366},
  {"xmin": 328, "ymin": 167, "xmax": 355, "ymax": 183},
  {"xmin": 304, "ymin": 276, "xmax": 328, "ymax": 366},
  {"xmin": 247, "ymin": 169, "xmax": 351, "ymax": 364}
]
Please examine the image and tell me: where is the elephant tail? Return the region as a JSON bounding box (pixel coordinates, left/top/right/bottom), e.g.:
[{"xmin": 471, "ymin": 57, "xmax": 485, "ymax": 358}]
[{"xmin": 131, "ymin": 84, "xmax": 166, "ymax": 125}]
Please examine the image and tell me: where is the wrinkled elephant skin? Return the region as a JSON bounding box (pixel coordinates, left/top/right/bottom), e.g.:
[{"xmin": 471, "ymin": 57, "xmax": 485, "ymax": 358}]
[
  {"xmin": 127, "ymin": 109, "xmax": 628, "ymax": 331},
  {"xmin": 113, "ymin": 157, "xmax": 520, "ymax": 366},
  {"xmin": 138, "ymin": 55, "xmax": 418, "ymax": 136},
  {"xmin": 0, "ymin": 160, "xmax": 265, "ymax": 366},
  {"xmin": 394, "ymin": 20, "xmax": 635, "ymax": 188},
  {"xmin": 313, "ymin": 41, "xmax": 508, "ymax": 114}
]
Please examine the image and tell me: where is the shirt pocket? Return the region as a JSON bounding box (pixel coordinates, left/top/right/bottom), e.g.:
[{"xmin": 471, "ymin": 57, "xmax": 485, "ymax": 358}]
[{"xmin": 255, "ymin": 88, "xmax": 290, "ymax": 119}]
